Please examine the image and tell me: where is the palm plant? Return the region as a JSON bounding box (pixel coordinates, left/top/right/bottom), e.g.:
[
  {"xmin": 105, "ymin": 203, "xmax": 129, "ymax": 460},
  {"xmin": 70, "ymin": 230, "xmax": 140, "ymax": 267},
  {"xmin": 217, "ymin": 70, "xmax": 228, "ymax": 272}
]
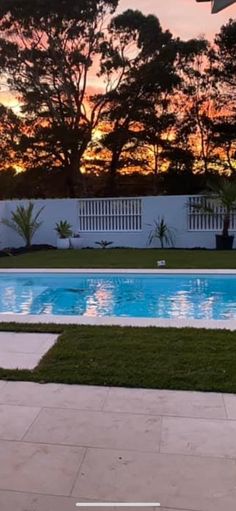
[
  {"xmin": 55, "ymin": 220, "xmax": 73, "ymax": 239},
  {"xmin": 95, "ymin": 240, "xmax": 113, "ymax": 249},
  {"xmin": 1, "ymin": 202, "xmax": 44, "ymax": 248},
  {"xmin": 148, "ymin": 217, "xmax": 175, "ymax": 248},
  {"xmin": 207, "ymin": 179, "xmax": 236, "ymax": 238},
  {"xmin": 192, "ymin": 178, "xmax": 236, "ymax": 249}
]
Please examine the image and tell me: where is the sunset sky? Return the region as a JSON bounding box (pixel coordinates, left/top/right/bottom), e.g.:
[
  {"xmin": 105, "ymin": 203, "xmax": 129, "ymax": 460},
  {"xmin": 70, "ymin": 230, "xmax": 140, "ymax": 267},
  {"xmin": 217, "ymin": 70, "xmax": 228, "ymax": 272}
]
[
  {"xmin": 118, "ymin": 0, "xmax": 235, "ymax": 40},
  {"xmin": 0, "ymin": 0, "xmax": 235, "ymax": 111}
]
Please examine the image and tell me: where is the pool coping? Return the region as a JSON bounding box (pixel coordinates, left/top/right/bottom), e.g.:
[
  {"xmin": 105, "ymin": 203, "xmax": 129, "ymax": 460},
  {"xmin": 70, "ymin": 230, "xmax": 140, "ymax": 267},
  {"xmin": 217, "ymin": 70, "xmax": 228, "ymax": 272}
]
[
  {"xmin": 0, "ymin": 268, "xmax": 236, "ymax": 330},
  {"xmin": 1, "ymin": 268, "xmax": 236, "ymax": 274}
]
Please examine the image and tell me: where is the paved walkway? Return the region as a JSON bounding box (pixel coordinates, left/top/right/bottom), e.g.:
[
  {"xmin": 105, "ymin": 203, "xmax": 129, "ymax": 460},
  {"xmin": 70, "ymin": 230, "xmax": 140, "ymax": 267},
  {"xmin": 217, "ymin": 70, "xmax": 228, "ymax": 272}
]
[
  {"xmin": 0, "ymin": 332, "xmax": 58, "ymax": 369},
  {"xmin": 0, "ymin": 381, "xmax": 236, "ymax": 511}
]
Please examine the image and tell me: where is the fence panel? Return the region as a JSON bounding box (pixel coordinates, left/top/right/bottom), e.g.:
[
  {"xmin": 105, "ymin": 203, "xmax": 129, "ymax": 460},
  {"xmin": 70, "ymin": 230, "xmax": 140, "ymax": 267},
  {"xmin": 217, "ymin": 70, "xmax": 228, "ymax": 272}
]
[
  {"xmin": 187, "ymin": 196, "xmax": 236, "ymax": 231},
  {"xmin": 78, "ymin": 198, "xmax": 142, "ymax": 232}
]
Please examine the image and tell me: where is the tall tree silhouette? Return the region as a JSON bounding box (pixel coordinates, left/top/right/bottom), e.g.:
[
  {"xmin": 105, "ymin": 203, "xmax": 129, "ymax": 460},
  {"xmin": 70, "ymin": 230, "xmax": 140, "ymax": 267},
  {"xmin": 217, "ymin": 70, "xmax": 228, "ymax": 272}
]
[
  {"xmin": 0, "ymin": 0, "xmax": 118, "ymax": 196},
  {"xmin": 0, "ymin": 105, "xmax": 22, "ymax": 171},
  {"xmin": 211, "ymin": 20, "xmax": 236, "ymax": 172},
  {"xmin": 97, "ymin": 11, "xmax": 180, "ymax": 195}
]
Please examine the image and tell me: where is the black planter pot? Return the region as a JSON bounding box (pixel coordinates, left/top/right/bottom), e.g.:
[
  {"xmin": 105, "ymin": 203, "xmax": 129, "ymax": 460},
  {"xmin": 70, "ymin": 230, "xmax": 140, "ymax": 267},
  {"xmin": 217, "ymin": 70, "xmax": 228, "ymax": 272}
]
[{"xmin": 215, "ymin": 234, "xmax": 234, "ymax": 250}]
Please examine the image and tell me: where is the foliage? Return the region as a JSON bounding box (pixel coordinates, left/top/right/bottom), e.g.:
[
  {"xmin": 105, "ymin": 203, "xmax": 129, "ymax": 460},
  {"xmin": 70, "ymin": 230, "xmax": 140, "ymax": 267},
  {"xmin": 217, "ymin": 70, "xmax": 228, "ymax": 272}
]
[
  {"xmin": 55, "ymin": 220, "xmax": 73, "ymax": 239},
  {"xmin": 207, "ymin": 178, "xmax": 236, "ymax": 237},
  {"xmin": 148, "ymin": 217, "xmax": 175, "ymax": 248},
  {"xmin": 0, "ymin": 7, "xmax": 234, "ymax": 196},
  {"xmin": 95, "ymin": 240, "xmax": 113, "ymax": 249},
  {"xmin": 97, "ymin": 10, "xmax": 181, "ymax": 194},
  {"xmin": 210, "ymin": 19, "xmax": 236, "ymax": 172},
  {"xmin": 0, "ymin": 0, "xmax": 118, "ymax": 196},
  {"xmin": 192, "ymin": 178, "xmax": 236, "ymax": 238},
  {"xmin": 1, "ymin": 202, "xmax": 44, "ymax": 247},
  {"xmin": 214, "ymin": 19, "xmax": 236, "ymax": 89},
  {"xmin": 0, "ymin": 167, "xmax": 213, "ymax": 199},
  {"xmin": 161, "ymin": 164, "xmax": 206, "ymax": 195},
  {"xmin": 0, "ymin": 105, "xmax": 22, "ymax": 172}
]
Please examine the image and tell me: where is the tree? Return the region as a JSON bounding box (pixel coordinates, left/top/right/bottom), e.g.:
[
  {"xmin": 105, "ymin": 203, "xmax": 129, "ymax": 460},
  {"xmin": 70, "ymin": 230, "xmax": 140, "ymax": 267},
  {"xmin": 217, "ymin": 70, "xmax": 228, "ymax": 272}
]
[
  {"xmin": 210, "ymin": 20, "xmax": 236, "ymax": 173},
  {"xmin": 140, "ymin": 38, "xmax": 210, "ymax": 182},
  {"xmin": 171, "ymin": 38, "xmax": 219, "ymax": 174},
  {"xmin": 0, "ymin": 0, "xmax": 118, "ymax": 196},
  {"xmin": 214, "ymin": 19, "xmax": 236, "ymax": 89},
  {"xmin": 97, "ymin": 11, "xmax": 180, "ymax": 195},
  {"xmin": 0, "ymin": 168, "xmax": 17, "ymax": 199},
  {"xmin": 211, "ymin": 118, "xmax": 236, "ymax": 173},
  {"xmin": 0, "ymin": 104, "xmax": 22, "ymax": 172},
  {"xmin": 99, "ymin": 19, "xmax": 216, "ymax": 195},
  {"xmin": 136, "ymin": 106, "xmax": 176, "ymax": 194}
]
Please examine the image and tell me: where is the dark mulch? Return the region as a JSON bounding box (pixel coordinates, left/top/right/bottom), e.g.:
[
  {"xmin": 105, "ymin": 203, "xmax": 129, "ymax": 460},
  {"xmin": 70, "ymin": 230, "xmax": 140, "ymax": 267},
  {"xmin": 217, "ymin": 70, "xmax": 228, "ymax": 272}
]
[{"xmin": 0, "ymin": 244, "xmax": 56, "ymax": 257}]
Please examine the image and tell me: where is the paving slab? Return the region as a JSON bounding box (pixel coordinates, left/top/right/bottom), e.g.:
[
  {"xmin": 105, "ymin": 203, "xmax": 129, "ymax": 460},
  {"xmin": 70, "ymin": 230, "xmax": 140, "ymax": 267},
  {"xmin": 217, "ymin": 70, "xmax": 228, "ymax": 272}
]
[
  {"xmin": 0, "ymin": 351, "xmax": 47, "ymax": 369},
  {"xmin": 79, "ymin": 506, "xmax": 160, "ymax": 511},
  {"xmin": 0, "ymin": 381, "xmax": 109, "ymax": 410},
  {"xmin": 0, "ymin": 491, "xmax": 79, "ymax": 511},
  {"xmin": 77, "ymin": 507, "xmax": 191, "ymax": 511},
  {"xmin": 161, "ymin": 416, "xmax": 236, "ymax": 459},
  {"xmin": 24, "ymin": 407, "xmax": 161, "ymax": 451},
  {"xmin": 0, "ymin": 381, "xmax": 235, "ymax": 511},
  {"xmin": 0, "ymin": 332, "xmax": 58, "ymax": 369},
  {"xmin": 0, "ymin": 440, "xmax": 85, "ymax": 496},
  {"xmin": 0, "ymin": 332, "xmax": 57, "ymax": 354},
  {"xmin": 0, "ymin": 492, "xmax": 166, "ymax": 511},
  {"xmin": 223, "ymin": 393, "xmax": 236, "ymax": 419},
  {"xmin": 103, "ymin": 388, "xmax": 226, "ymax": 419},
  {"xmin": 0, "ymin": 491, "xmax": 31, "ymax": 511},
  {"xmin": 0, "ymin": 404, "xmax": 40, "ymax": 440},
  {"xmin": 0, "ymin": 381, "xmax": 7, "ymax": 390},
  {"xmin": 73, "ymin": 448, "xmax": 236, "ymax": 511}
]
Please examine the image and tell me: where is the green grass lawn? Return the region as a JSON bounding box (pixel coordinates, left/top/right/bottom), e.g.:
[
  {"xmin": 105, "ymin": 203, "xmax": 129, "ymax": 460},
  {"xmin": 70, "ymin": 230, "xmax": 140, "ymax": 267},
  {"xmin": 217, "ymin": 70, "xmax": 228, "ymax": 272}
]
[
  {"xmin": 0, "ymin": 248, "xmax": 236, "ymax": 269},
  {"xmin": 0, "ymin": 323, "xmax": 236, "ymax": 393}
]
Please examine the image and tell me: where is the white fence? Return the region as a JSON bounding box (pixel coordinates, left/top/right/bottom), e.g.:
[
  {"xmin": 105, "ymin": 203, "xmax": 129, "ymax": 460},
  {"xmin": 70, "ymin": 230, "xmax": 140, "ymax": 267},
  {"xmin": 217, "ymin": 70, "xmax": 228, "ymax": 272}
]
[
  {"xmin": 0, "ymin": 195, "xmax": 235, "ymax": 250},
  {"xmin": 188, "ymin": 196, "xmax": 236, "ymax": 231},
  {"xmin": 78, "ymin": 198, "xmax": 142, "ymax": 232}
]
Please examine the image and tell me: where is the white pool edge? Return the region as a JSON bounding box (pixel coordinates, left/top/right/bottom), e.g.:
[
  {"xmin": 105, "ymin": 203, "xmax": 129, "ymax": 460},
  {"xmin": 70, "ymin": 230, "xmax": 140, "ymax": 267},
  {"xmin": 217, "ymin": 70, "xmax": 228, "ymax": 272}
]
[
  {"xmin": 1, "ymin": 268, "xmax": 236, "ymax": 330},
  {"xmin": 0, "ymin": 314, "xmax": 236, "ymax": 330},
  {"xmin": 1, "ymin": 268, "xmax": 236, "ymax": 274}
]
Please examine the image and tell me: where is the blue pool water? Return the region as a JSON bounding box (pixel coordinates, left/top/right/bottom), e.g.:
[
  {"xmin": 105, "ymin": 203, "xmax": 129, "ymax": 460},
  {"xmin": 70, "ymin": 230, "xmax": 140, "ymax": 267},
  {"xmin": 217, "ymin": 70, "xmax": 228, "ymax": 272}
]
[{"xmin": 0, "ymin": 272, "xmax": 236, "ymax": 319}]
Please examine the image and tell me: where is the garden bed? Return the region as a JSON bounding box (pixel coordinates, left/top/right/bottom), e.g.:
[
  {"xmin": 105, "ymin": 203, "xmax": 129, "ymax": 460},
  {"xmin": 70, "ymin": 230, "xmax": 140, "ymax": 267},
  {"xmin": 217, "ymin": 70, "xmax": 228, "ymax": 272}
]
[{"xmin": 0, "ymin": 244, "xmax": 56, "ymax": 257}]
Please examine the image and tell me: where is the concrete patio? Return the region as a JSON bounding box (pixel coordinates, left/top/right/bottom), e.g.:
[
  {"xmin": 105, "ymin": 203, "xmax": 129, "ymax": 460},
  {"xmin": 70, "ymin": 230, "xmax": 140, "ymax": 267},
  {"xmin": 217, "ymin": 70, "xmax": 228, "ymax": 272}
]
[{"xmin": 0, "ymin": 381, "xmax": 236, "ymax": 511}]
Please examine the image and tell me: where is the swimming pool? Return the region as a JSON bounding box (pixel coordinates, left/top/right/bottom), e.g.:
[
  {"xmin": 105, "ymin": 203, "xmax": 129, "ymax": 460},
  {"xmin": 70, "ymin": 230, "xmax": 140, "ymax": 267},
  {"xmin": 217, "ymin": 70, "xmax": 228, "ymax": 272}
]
[{"xmin": 0, "ymin": 270, "xmax": 236, "ymax": 322}]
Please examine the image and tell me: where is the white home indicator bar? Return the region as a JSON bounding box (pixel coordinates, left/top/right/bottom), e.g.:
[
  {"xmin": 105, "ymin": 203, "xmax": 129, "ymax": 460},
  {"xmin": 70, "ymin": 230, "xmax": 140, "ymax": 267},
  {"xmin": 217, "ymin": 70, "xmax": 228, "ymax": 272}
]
[{"xmin": 76, "ymin": 504, "xmax": 160, "ymax": 508}]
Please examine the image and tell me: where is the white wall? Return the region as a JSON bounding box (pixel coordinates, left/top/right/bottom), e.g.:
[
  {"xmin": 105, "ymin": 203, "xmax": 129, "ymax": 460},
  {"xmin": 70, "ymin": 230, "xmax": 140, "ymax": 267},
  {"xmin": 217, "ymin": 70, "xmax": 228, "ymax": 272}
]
[
  {"xmin": 0, "ymin": 195, "xmax": 233, "ymax": 250},
  {"xmin": 0, "ymin": 201, "xmax": 8, "ymax": 249}
]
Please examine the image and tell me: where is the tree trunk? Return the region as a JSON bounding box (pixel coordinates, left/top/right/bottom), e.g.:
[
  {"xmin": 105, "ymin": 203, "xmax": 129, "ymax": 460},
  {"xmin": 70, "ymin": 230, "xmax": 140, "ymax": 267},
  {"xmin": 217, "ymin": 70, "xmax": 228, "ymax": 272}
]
[
  {"xmin": 223, "ymin": 213, "xmax": 230, "ymax": 237},
  {"xmin": 106, "ymin": 150, "xmax": 121, "ymax": 196},
  {"xmin": 65, "ymin": 159, "xmax": 83, "ymax": 198},
  {"xmin": 153, "ymin": 152, "xmax": 159, "ymax": 195},
  {"xmin": 226, "ymin": 144, "xmax": 234, "ymax": 173}
]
